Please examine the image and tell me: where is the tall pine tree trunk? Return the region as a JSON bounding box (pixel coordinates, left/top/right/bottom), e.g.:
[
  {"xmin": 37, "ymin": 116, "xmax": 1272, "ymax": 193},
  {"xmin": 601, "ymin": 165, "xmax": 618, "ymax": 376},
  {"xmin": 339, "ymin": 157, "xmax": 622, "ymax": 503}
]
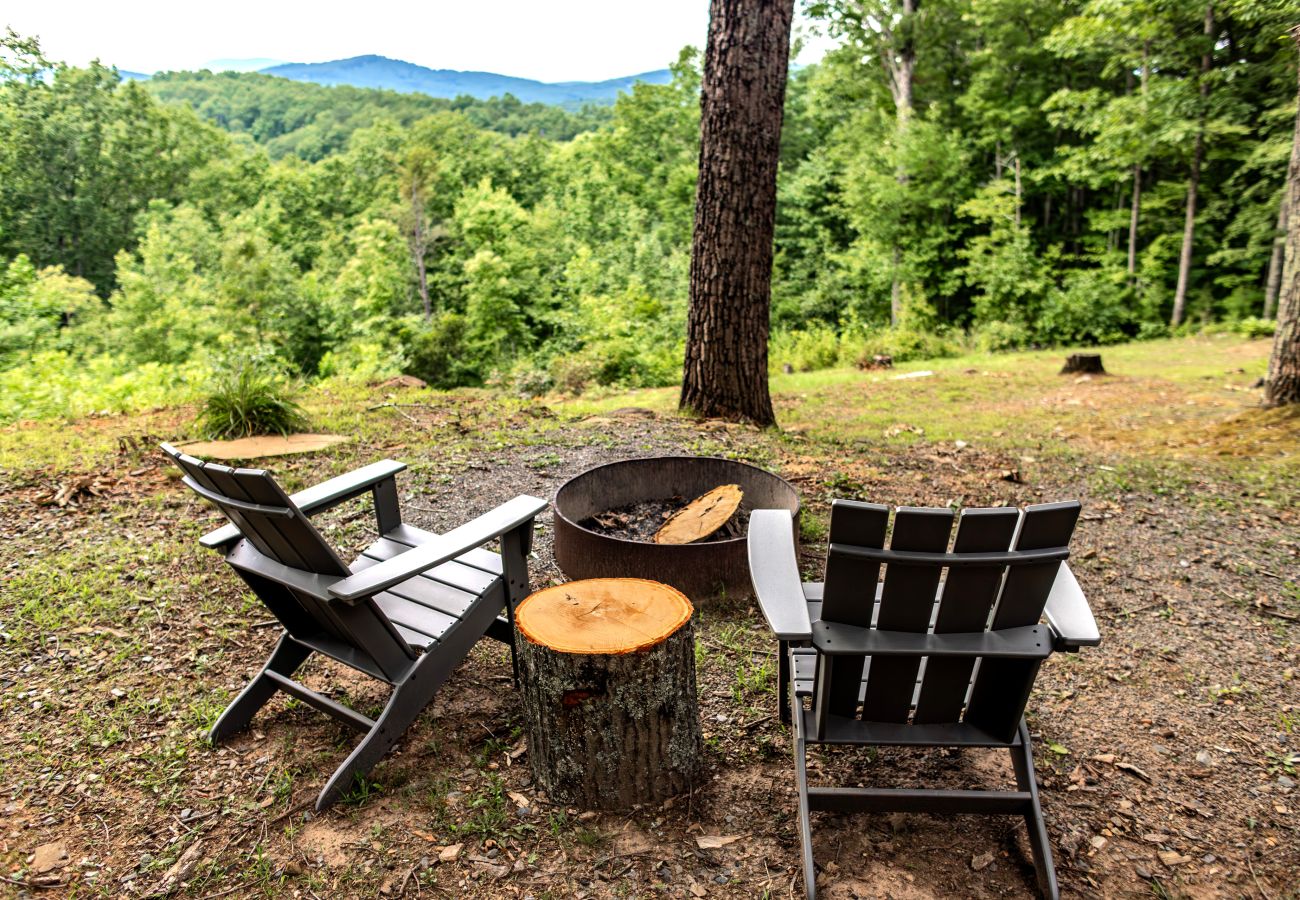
[
  {"xmin": 680, "ymin": 0, "xmax": 793, "ymax": 425},
  {"xmin": 1264, "ymin": 27, "xmax": 1300, "ymax": 407},
  {"xmin": 1128, "ymin": 42, "xmax": 1150, "ymax": 285},
  {"xmin": 888, "ymin": 0, "xmax": 917, "ymax": 326},
  {"xmin": 1128, "ymin": 165, "xmax": 1142, "ymax": 280},
  {"xmin": 1171, "ymin": 5, "xmax": 1214, "ymax": 328},
  {"xmin": 1264, "ymin": 198, "xmax": 1287, "ymax": 319}
]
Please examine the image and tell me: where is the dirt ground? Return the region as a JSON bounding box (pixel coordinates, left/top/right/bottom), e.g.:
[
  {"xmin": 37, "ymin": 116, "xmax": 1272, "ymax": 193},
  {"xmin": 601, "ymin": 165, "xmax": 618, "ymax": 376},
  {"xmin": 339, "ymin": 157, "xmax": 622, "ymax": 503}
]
[{"xmin": 1, "ymin": 354, "xmax": 1298, "ymax": 898}]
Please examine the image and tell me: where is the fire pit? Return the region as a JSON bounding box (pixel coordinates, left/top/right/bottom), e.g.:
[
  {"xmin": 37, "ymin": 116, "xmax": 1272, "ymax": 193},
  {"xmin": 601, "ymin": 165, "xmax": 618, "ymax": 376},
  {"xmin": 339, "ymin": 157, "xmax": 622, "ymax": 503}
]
[{"xmin": 552, "ymin": 456, "xmax": 800, "ymax": 600}]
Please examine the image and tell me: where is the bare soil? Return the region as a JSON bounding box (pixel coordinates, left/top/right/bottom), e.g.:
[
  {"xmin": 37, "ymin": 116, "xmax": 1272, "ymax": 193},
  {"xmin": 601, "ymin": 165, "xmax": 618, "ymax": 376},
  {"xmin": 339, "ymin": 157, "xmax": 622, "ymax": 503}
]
[{"xmin": 1, "ymin": 394, "xmax": 1297, "ymax": 899}]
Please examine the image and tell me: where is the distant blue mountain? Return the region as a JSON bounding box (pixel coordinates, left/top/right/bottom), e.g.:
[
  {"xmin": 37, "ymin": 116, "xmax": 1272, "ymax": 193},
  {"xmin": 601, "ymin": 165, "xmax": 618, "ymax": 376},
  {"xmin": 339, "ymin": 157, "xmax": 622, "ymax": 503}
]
[
  {"xmin": 205, "ymin": 58, "xmax": 288, "ymax": 73},
  {"xmin": 261, "ymin": 55, "xmax": 671, "ymax": 105}
]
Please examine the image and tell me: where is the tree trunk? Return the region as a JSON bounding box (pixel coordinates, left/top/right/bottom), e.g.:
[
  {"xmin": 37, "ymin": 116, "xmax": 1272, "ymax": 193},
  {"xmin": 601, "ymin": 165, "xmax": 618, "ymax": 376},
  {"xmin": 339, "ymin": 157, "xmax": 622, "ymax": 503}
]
[
  {"xmin": 1128, "ymin": 164, "xmax": 1142, "ymax": 280},
  {"xmin": 1128, "ymin": 42, "xmax": 1150, "ymax": 284},
  {"xmin": 515, "ymin": 579, "xmax": 704, "ymax": 810},
  {"xmin": 1171, "ymin": 5, "xmax": 1215, "ymax": 328},
  {"xmin": 887, "ymin": 0, "xmax": 917, "ymax": 326},
  {"xmin": 409, "ymin": 182, "xmax": 432, "ymax": 322},
  {"xmin": 1264, "ymin": 197, "xmax": 1287, "ymax": 319},
  {"xmin": 681, "ymin": 0, "xmax": 793, "ymax": 425},
  {"xmin": 1264, "ymin": 27, "xmax": 1300, "ymax": 407}
]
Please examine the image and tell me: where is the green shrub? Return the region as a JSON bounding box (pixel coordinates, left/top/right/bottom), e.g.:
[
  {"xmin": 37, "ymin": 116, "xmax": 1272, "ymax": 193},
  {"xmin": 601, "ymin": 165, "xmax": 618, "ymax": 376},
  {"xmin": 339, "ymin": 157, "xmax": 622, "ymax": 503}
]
[
  {"xmin": 1035, "ymin": 269, "xmax": 1133, "ymax": 345},
  {"xmin": 845, "ymin": 326, "xmax": 963, "ymax": 365},
  {"xmin": 971, "ymin": 320, "xmax": 1033, "ymax": 353},
  {"xmin": 1135, "ymin": 321, "xmax": 1170, "ymax": 341},
  {"xmin": 770, "ymin": 323, "xmax": 841, "ymax": 373},
  {"xmin": 195, "ymin": 357, "xmax": 310, "ymax": 439},
  {"xmin": 403, "ymin": 312, "xmax": 480, "ymax": 388},
  {"xmin": 1231, "ymin": 316, "xmax": 1277, "ymax": 340}
]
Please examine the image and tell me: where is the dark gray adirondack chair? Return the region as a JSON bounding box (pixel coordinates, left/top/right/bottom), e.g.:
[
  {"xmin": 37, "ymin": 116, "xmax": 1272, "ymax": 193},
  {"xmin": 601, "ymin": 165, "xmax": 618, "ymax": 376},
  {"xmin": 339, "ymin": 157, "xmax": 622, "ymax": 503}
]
[
  {"xmin": 748, "ymin": 500, "xmax": 1100, "ymax": 899},
  {"xmin": 161, "ymin": 443, "xmax": 547, "ymax": 811}
]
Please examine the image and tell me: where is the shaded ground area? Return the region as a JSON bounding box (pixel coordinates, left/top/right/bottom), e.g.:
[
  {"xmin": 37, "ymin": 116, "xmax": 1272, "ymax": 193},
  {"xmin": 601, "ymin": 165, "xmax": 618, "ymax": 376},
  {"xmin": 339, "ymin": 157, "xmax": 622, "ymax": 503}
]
[{"xmin": 1, "ymin": 336, "xmax": 1297, "ymax": 898}]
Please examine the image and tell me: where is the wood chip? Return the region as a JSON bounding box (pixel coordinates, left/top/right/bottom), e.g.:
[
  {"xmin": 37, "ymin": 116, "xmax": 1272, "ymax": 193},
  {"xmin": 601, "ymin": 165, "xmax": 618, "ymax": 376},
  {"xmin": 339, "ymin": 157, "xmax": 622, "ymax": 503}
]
[
  {"xmin": 30, "ymin": 842, "xmax": 69, "ymax": 874},
  {"xmin": 694, "ymin": 835, "xmax": 741, "ymax": 850},
  {"xmin": 1115, "ymin": 762, "xmax": 1152, "ymax": 782}
]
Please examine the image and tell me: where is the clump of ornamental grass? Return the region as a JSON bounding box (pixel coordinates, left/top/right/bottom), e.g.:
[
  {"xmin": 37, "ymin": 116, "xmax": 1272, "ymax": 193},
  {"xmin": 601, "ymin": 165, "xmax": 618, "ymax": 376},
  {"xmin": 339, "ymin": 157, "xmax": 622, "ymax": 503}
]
[{"xmin": 195, "ymin": 357, "xmax": 310, "ymax": 439}]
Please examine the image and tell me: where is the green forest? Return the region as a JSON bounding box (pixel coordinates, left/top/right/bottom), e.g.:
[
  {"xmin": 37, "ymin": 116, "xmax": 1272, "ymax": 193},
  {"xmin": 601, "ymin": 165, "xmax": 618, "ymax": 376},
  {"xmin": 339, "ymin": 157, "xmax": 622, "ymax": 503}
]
[{"xmin": 1, "ymin": 0, "xmax": 1296, "ymax": 424}]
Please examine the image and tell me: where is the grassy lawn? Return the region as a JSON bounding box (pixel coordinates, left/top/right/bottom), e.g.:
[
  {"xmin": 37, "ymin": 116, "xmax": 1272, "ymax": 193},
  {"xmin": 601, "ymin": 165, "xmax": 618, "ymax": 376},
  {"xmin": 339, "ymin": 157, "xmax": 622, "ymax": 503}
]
[{"xmin": 1, "ymin": 334, "xmax": 1296, "ymax": 898}]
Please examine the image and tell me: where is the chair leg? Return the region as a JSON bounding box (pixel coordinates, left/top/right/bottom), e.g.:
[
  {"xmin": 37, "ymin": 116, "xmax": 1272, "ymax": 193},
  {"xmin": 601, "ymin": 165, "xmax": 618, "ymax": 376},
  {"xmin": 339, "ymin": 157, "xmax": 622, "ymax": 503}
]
[
  {"xmin": 210, "ymin": 634, "xmax": 311, "ymax": 743},
  {"xmin": 315, "ymin": 643, "xmax": 463, "ymax": 811},
  {"xmin": 792, "ymin": 705, "xmax": 817, "ymax": 900},
  {"xmin": 1012, "ymin": 719, "xmax": 1060, "ymax": 900},
  {"xmin": 778, "ymin": 640, "xmax": 792, "ymax": 725}
]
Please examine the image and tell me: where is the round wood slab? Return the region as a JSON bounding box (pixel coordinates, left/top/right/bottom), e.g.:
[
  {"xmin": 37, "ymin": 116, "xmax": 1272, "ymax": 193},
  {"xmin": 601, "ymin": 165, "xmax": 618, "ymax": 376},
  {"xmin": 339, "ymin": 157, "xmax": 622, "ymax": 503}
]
[
  {"xmin": 653, "ymin": 484, "xmax": 743, "ymax": 544},
  {"xmin": 515, "ymin": 578, "xmax": 693, "ymax": 655}
]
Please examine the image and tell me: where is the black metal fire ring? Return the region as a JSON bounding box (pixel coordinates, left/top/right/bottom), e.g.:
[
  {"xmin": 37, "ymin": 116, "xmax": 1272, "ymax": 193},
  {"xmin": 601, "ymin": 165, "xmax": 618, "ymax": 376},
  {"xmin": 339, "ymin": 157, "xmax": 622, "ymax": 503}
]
[{"xmin": 551, "ymin": 456, "xmax": 801, "ymax": 602}]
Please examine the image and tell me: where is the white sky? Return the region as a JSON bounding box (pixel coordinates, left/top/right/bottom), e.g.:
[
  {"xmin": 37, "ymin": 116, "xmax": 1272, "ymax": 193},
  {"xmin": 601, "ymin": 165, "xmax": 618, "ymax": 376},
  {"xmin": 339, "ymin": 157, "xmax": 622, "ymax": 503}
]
[{"xmin": 6, "ymin": 0, "xmax": 836, "ymax": 82}]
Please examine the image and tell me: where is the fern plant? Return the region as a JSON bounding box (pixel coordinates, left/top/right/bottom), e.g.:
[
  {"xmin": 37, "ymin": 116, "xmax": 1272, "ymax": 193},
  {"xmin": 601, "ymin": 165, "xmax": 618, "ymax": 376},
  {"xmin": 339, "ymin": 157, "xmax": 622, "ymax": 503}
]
[{"xmin": 196, "ymin": 357, "xmax": 310, "ymax": 439}]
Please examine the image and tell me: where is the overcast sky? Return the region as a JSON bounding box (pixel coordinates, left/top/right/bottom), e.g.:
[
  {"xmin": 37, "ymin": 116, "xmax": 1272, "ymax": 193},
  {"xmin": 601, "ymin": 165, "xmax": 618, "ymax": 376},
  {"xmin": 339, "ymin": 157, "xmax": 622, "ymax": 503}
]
[{"xmin": 6, "ymin": 0, "xmax": 837, "ymax": 82}]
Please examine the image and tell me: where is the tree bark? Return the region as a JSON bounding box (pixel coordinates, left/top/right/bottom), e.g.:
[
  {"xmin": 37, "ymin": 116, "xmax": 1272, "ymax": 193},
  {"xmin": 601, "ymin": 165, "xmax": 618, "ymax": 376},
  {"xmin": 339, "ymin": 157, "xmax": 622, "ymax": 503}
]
[
  {"xmin": 409, "ymin": 182, "xmax": 432, "ymax": 322},
  {"xmin": 681, "ymin": 0, "xmax": 793, "ymax": 425},
  {"xmin": 515, "ymin": 579, "xmax": 704, "ymax": 810},
  {"xmin": 1128, "ymin": 42, "xmax": 1150, "ymax": 284},
  {"xmin": 1264, "ymin": 197, "xmax": 1287, "ymax": 319},
  {"xmin": 1128, "ymin": 164, "xmax": 1142, "ymax": 280},
  {"xmin": 1171, "ymin": 5, "xmax": 1215, "ymax": 328},
  {"xmin": 886, "ymin": 0, "xmax": 917, "ymax": 326},
  {"xmin": 1264, "ymin": 27, "xmax": 1300, "ymax": 407}
]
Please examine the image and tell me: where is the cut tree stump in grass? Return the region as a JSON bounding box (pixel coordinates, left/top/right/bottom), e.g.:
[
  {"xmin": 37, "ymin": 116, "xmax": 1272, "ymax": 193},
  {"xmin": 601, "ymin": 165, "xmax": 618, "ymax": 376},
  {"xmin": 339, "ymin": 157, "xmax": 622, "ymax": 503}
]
[
  {"xmin": 515, "ymin": 578, "xmax": 703, "ymax": 810},
  {"xmin": 1061, "ymin": 353, "xmax": 1106, "ymax": 375}
]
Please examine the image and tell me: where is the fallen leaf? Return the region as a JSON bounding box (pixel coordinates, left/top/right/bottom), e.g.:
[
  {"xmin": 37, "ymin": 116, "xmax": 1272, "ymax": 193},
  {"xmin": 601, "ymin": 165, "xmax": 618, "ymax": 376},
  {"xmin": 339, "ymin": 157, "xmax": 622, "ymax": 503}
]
[{"xmin": 695, "ymin": 835, "xmax": 742, "ymax": 850}]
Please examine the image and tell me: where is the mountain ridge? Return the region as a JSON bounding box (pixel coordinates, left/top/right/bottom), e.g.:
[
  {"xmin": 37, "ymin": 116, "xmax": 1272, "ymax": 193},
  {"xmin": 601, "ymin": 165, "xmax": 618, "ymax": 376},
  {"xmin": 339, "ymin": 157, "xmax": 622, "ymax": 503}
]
[{"xmin": 260, "ymin": 55, "xmax": 671, "ymax": 105}]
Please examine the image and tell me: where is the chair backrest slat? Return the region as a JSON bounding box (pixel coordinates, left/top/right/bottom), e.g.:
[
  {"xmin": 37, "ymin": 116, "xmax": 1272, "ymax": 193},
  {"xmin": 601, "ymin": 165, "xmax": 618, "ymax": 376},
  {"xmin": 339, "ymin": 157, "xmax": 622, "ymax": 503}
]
[
  {"xmin": 912, "ymin": 507, "xmax": 1019, "ymax": 725},
  {"xmin": 963, "ymin": 501, "xmax": 1080, "ymax": 742},
  {"xmin": 859, "ymin": 507, "xmax": 954, "ymax": 723},
  {"xmin": 990, "ymin": 501, "xmax": 1080, "ymax": 628},
  {"xmin": 816, "ymin": 501, "xmax": 889, "ymax": 721}
]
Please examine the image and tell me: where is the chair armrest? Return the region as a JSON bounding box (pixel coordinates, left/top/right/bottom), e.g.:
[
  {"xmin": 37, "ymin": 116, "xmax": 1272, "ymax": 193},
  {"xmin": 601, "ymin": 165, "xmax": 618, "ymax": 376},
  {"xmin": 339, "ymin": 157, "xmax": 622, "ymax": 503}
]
[
  {"xmin": 226, "ymin": 540, "xmax": 342, "ymax": 601},
  {"xmin": 748, "ymin": 509, "xmax": 812, "ymax": 641},
  {"xmin": 328, "ymin": 495, "xmax": 547, "ymax": 603},
  {"xmin": 199, "ymin": 459, "xmax": 408, "ymax": 549},
  {"xmin": 1043, "ymin": 562, "xmax": 1101, "ymax": 651}
]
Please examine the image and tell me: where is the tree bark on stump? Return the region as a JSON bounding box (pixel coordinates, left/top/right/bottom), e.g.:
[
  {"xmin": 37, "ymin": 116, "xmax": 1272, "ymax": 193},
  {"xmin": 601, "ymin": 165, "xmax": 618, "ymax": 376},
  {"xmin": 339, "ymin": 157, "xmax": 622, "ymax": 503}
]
[
  {"xmin": 1060, "ymin": 354, "xmax": 1105, "ymax": 375},
  {"xmin": 679, "ymin": 0, "xmax": 793, "ymax": 426},
  {"xmin": 515, "ymin": 579, "xmax": 704, "ymax": 811}
]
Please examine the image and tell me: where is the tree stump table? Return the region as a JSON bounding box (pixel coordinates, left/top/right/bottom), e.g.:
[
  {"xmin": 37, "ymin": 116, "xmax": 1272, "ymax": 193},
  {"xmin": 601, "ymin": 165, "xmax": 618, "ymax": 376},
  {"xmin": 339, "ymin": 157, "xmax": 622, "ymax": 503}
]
[{"xmin": 514, "ymin": 577, "xmax": 704, "ymax": 811}]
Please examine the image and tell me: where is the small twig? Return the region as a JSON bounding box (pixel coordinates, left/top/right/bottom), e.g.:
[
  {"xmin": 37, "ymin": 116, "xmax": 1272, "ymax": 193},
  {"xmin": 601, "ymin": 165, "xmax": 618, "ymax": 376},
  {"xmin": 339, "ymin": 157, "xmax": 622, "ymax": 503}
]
[
  {"xmin": 198, "ymin": 885, "xmax": 245, "ymax": 900},
  {"xmin": 398, "ymin": 863, "xmax": 418, "ymax": 896},
  {"xmin": 269, "ymin": 798, "xmax": 315, "ymax": 825},
  {"xmin": 1247, "ymin": 858, "xmax": 1274, "ymax": 900}
]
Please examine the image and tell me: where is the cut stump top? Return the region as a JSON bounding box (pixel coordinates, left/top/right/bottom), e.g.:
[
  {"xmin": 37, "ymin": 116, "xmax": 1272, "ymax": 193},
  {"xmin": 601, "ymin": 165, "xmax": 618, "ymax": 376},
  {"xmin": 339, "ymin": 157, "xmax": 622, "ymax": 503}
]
[{"xmin": 515, "ymin": 578, "xmax": 693, "ymax": 655}]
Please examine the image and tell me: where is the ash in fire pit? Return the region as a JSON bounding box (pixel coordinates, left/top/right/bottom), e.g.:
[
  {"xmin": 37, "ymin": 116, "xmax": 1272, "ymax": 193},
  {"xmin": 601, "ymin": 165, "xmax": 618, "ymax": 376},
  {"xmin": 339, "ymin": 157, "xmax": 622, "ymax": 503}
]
[{"xmin": 579, "ymin": 496, "xmax": 751, "ymax": 543}]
